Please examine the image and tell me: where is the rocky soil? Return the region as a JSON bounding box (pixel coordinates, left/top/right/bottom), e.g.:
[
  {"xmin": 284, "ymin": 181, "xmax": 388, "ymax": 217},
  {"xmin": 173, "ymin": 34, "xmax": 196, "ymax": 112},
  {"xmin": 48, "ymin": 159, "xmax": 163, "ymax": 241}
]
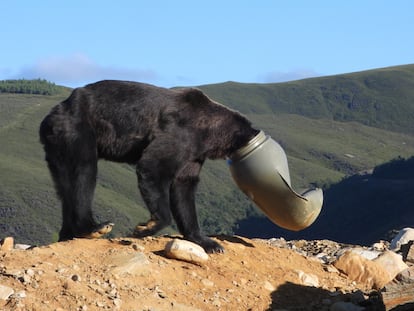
[{"xmin": 0, "ymin": 235, "xmax": 413, "ymax": 311}]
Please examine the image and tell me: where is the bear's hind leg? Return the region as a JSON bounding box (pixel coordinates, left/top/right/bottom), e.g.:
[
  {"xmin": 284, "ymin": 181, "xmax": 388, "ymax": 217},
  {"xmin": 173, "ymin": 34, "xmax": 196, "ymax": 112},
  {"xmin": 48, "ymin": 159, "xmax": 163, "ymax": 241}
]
[
  {"xmin": 69, "ymin": 157, "xmax": 114, "ymax": 239},
  {"xmin": 133, "ymin": 158, "xmax": 173, "ymax": 237},
  {"xmin": 42, "ymin": 120, "xmax": 113, "ymax": 240}
]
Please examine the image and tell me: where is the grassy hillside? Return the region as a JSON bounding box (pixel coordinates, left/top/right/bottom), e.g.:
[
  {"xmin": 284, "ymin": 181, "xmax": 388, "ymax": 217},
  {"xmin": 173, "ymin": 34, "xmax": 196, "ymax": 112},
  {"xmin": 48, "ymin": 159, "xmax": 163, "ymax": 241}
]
[
  {"xmin": 199, "ymin": 64, "xmax": 414, "ymax": 134},
  {"xmin": 1, "ymin": 66, "xmax": 414, "ymax": 245}
]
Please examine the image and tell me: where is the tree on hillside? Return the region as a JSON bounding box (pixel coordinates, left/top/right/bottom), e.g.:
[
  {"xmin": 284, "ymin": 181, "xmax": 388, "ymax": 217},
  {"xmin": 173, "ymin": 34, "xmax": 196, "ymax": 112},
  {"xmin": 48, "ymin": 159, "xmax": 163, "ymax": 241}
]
[{"xmin": 0, "ymin": 79, "xmax": 62, "ymax": 95}]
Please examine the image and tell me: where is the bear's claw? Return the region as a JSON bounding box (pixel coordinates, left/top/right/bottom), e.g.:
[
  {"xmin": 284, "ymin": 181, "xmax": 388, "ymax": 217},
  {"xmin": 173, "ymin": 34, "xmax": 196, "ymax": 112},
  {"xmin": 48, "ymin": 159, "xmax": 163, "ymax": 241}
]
[
  {"xmin": 81, "ymin": 221, "xmax": 114, "ymax": 239},
  {"xmin": 132, "ymin": 220, "xmax": 159, "ymax": 237}
]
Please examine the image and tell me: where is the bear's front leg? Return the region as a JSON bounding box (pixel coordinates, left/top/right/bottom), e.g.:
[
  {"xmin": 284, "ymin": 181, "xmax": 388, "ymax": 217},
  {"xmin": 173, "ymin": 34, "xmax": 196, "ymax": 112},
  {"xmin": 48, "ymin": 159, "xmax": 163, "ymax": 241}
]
[{"xmin": 170, "ymin": 161, "xmax": 224, "ymax": 254}]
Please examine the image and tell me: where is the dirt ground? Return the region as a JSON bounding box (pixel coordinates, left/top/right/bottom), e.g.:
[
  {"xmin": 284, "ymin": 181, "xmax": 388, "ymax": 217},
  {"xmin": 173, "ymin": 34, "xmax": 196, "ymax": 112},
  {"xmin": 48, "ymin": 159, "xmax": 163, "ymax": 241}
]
[{"xmin": 0, "ymin": 236, "xmax": 379, "ymax": 311}]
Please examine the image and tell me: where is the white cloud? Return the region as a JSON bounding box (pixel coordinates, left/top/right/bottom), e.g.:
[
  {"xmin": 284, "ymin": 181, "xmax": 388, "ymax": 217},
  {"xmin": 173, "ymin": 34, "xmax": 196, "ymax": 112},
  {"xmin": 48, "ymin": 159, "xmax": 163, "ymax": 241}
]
[
  {"xmin": 258, "ymin": 68, "xmax": 320, "ymax": 83},
  {"xmin": 14, "ymin": 53, "xmax": 159, "ymax": 87}
]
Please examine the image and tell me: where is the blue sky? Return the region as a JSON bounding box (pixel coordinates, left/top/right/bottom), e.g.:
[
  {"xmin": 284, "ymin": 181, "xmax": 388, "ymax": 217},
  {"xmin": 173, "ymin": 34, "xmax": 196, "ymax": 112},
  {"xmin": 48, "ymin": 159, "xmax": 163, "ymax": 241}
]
[{"xmin": 1, "ymin": 1, "xmax": 413, "ymax": 88}]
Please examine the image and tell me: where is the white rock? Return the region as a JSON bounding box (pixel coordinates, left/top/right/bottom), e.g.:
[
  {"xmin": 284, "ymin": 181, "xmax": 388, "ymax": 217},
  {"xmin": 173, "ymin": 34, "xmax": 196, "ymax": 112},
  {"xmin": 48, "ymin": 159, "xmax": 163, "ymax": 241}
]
[
  {"xmin": 165, "ymin": 239, "xmax": 209, "ymax": 264},
  {"xmin": 113, "ymin": 298, "xmax": 122, "ymax": 307},
  {"xmin": 14, "ymin": 244, "xmax": 32, "ymax": 250},
  {"xmin": 295, "ymin": 270, "xmax": 319, "ymax": 287},
  {"xmin": 390, "ymin": 228, "xmax": 414, "ymax": 251},
  {"xmin": 109, "ymin": 252, "xmax": 150, "ymax": 276},
  {"xmin": 371, "ymin": 241, "xmax": 387, "ymax": 251},
  {"xmin": 325, "ymin": 265, "xmax": 339, "ymax": 273},
  {"xmin": 0, "ymin": 284, "xmax": 14, "ymax": 300},
  {"xmin": 25, "ymin": 269, "xmax": 35, "ymax": 277},
  {"xmin": 373, "ymin": 250, "xmax": 408, "ymax": 280},
  {"xmin": 201, "ymin": 279, "xmax": 214, "ymax": 287},
  {"xmin": 339, "ymin": 247, "xmax": 381, "ymax": 260},
  {"xmin": 13, "ymin": 290, "xmax": 27, "ymax": 298},
  {"xmin": 263, "ymin": 280, "xmax": 275, "ymax": 291}
]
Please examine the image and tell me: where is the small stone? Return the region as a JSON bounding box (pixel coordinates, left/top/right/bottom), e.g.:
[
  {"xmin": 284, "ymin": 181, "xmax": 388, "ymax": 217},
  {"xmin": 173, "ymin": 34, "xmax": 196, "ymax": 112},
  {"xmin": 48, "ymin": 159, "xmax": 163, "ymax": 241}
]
[
  {"xmin": 165, "ymin": 239, "xmax": 209, "ymax": 265},
  {"xmin": 267, "ymin": 237, "xmax": 287, "ymax": 248},
  {"xmin": 0, "ymin": 237, "xmax": 14, "ymax": 251},
  {"xmin": 31, "ymin": 280, "xmax": 39, "ymax": 289},
  {"xmin": 211, "ymin": 297, "xmax": 221, "ymax": 307},
  {"xmin": 325, "ymin": 265, "xmax": 339, "ymax": 273},
  {"xmin": 12, "ymin": 290, "xmax": 26, "ymax": 298},
  {"xmin": 113, "ymin": 298, "xmax": 122, "ymax": 306},
  {"xmin": 334, "ymin": 251, "xmax": 390, "ymax": 289},
  {"xmin": 293, "ymin": 240, "xmax": 307, "ymax": 248},
  {"xmin": 62, "ymin": 281, "xmax": 70, "ymax": 290},
  {"xmin": 107, "ymin": 288, "xmax": 118, "ymax": 299},
  {"xmin": 390, "ymin": 227, "xmax": 414, "ymax": 251},
  {"xmin": 14, "ymin": 244, "xmax": 32, "ymax": 250},
  {"xmin": 25, "ymin": 269, "xmax": 35, "ymax": 277},
  {"xmin": 109, "ymin": 252, "xmax": 150, "ymax": 276},
  {"xmin": 132, "ymin": 243, "xmax": 145, "ymax": 251},
  {"xmin": 56, "ymin": 268, "xmax": 66, "ymax": 274},
  {"xmin": 71, "ymin": 274, "xmax": 81, "ymax": 282},
  {"xmin": 295, "ymin": 270, "xmax": 319, "ymax": 287},
  {"xmin": 263, "ymin": 281, "xmax": 275, "ymax": 291},
  {"xmin": 155, "ymin": 287, "xmax": 167, "ymax": 299},
  {"xmin": 314, "ymin": 252, "xmax": 330, "ymax": 263},
  {"xmin": 96, "ymin": 301, "xmax": 106, "ymax": 308},
  {"xmin": 372, "ymin": 241, "xmax": 387, "ymax": 251},
  {"xmin": 22, "ymin": 274, "xmax": 31, "ymax": 284},
  {"xmin": 373, "ymin": 250, "xmax": 408, "ymax": 280},
  {"xmin": 0, "ymin": 284, "xmax": 14, "ymax": 300},
  {"xmin": 397, "ymin": 265, "xmax": 414, "ymax": 283},
  {"xmin": 201, "ymin": 279, "xmax": 214, "ymax": 287}
]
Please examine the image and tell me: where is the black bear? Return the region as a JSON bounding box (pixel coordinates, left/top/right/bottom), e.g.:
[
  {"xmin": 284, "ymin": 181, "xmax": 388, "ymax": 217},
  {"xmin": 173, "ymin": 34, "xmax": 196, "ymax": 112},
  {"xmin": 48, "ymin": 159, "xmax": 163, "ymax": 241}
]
[{"xmin": 39, "ymin": 80, "xmax": 259, "ymax": 253}]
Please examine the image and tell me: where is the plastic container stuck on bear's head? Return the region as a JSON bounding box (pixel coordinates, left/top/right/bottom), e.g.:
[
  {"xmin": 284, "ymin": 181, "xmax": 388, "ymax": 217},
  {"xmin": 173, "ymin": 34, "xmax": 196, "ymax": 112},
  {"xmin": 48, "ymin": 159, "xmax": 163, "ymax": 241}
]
[{"xmin": 228, "ymin": 130, "xmax": 323, "ymax": 231}]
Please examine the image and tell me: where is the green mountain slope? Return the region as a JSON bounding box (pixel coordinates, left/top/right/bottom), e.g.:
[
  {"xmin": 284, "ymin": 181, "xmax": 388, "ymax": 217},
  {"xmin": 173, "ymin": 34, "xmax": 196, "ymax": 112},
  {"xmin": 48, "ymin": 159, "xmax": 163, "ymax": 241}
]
[
  {"xmin": 199, "ymin": 64, "xmax": 414, "ymax": 134},
  {"xmin": 1, "ymin": 65, "xmax": 414, "ymax": 245}
]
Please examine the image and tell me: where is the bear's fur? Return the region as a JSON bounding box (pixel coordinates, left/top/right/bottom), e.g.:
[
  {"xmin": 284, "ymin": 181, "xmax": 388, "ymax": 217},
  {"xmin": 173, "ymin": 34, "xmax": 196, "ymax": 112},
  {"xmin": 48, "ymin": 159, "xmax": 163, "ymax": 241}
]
[{"xmin": 39, "ymin": 80, "xmax": 259, "ymax": 253}]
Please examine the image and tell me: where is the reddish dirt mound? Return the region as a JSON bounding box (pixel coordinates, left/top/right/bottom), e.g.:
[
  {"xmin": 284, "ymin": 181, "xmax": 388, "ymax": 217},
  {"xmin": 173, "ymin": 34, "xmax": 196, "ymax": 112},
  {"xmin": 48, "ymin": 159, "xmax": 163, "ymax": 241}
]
[{"xmin": 0, "ymin": 236, "xmax": 377, "ymax": 310}]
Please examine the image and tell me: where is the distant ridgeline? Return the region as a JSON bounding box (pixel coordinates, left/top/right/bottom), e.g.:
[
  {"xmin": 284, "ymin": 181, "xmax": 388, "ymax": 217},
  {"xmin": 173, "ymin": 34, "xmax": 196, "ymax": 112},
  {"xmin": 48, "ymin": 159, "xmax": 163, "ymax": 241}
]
[
  {"xmin": 372, "ymin": 155, "xmax": 414, "ymax": 180},
  {"xmin": 0, "ymin": 79, "xmax": 62, "ymax": 95}
]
